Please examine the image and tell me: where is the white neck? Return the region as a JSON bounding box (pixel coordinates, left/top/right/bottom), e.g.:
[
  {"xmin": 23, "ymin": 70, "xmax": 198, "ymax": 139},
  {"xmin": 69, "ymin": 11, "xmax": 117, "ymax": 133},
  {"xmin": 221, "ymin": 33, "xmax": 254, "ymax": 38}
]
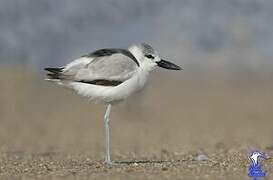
[{"xmin": 128, "ymin": 45, "xmax": 157, "ymax": 73}]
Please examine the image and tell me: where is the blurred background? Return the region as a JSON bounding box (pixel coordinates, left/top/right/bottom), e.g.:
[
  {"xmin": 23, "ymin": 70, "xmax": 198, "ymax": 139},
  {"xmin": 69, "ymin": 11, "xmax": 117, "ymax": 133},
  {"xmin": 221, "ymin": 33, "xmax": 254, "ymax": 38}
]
[{"xmin": 0, "ymin": 0, "xmax": 273, "ymax": 161}]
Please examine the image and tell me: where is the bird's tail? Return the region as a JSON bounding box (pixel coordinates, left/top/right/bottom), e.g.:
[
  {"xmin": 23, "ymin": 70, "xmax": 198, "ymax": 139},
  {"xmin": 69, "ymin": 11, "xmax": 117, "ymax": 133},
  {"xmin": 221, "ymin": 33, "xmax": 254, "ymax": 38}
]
[{"xmin": 44, "ymin": 67, "xmax": 64, "ymax": 80}]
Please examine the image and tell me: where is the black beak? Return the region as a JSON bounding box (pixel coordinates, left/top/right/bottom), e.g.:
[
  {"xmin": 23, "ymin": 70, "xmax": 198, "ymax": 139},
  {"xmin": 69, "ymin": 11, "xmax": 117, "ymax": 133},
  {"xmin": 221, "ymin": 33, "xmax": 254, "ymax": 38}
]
[{"xmin": 156, "ymin": 59, "xmax": 182, "ymax": 70}]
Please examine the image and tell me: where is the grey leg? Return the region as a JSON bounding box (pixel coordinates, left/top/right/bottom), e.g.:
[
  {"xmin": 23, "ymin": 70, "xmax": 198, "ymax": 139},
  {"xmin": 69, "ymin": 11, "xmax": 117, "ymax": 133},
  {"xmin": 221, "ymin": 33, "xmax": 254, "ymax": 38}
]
[{"xmin": 104, "ymin": 104, "xmax": 112, "ymax": 164}]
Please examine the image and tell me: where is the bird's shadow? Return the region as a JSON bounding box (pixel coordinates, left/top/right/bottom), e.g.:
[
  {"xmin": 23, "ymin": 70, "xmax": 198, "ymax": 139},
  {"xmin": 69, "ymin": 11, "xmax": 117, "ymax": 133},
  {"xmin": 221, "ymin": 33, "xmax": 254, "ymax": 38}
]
[{"xmin": 113, "ymin": 159, "xmax": 180, "ymax": 165}]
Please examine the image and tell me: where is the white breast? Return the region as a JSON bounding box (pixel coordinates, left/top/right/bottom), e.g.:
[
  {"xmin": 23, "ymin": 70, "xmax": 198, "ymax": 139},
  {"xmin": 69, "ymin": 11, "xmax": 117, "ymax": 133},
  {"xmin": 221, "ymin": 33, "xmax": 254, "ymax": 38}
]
[{"xmin": 68, "ymin": 68, "xmax": 149, "ymax": 103}]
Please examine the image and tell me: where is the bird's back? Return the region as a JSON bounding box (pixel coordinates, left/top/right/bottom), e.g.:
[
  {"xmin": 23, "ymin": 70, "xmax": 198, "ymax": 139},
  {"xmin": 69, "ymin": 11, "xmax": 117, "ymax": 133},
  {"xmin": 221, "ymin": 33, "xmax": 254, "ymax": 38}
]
[{"xmin": 44, "ymin": 48, "xmax": 147, "ymax": 103}]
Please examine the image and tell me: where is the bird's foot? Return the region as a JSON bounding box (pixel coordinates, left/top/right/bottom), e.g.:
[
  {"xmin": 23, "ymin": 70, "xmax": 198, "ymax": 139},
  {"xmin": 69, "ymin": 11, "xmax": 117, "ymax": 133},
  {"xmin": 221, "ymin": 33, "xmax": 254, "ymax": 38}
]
[{"xmin": 103, "ymin": 160, "xmax": 115, "ymax": 166}]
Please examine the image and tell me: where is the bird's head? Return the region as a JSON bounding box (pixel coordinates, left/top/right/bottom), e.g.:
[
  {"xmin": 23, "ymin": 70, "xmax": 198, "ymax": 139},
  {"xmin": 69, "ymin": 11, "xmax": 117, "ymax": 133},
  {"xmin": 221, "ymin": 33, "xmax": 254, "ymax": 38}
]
[
  {"xmin": 250, "ymin": 151, "xmax": 267, "ymax": 164},
  {"xmin": 129, "ymin": 43, "xmax": 182, "ymax": 72}
]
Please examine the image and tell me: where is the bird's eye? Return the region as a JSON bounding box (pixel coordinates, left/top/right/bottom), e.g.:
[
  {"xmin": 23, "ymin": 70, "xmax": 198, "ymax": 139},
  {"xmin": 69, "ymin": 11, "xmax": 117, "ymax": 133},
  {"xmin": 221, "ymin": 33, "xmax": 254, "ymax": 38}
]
[{"xmin": 145, "ymin": 54, "xmax": 155, "ymax": 59}]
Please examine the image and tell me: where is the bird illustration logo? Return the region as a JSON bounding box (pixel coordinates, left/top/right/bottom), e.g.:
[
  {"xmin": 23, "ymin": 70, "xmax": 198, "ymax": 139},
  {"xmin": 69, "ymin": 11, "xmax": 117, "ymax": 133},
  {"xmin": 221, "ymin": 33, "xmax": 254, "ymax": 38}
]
[{"xmin": 248, "ymin": 150, "xmax": 267, "ymax": 180}]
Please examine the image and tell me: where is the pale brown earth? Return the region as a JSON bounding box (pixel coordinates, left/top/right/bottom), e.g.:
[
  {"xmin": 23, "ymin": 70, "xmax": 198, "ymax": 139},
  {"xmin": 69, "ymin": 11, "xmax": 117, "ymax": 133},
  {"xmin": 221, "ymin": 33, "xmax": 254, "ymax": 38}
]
[{"xmin": 0, "ymin": 66, "xmax": 272, "ymax": 179}]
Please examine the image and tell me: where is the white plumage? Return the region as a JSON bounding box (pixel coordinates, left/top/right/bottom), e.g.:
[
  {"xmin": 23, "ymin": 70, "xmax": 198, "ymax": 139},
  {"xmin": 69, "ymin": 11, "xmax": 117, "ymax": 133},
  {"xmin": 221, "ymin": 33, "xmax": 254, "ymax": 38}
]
[
  {"xmin": 44, "ymin": 43, "xmax": 181, "ymax": 164},
  {"xmin": 68, "ymin": 68, "xmax": 148, "ymax": 103}
]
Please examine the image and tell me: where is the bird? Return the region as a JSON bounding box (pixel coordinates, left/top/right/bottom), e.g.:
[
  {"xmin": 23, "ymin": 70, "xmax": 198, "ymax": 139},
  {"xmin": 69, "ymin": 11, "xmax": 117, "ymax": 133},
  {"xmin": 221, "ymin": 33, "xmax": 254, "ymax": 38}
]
[
  {"xmin": 44, "ymin": 43, "xmax": 181, "ymax": 165},
  {"xmin": 249, "ymin": 151, "xmax": 266, "ymax": 167}
]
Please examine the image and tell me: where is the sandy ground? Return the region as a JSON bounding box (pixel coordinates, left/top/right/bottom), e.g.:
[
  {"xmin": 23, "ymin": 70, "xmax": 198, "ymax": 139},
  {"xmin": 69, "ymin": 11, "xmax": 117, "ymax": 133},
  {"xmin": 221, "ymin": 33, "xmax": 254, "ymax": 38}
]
[{"xmin": 0, "ymin": 66, "xmax": 273, "ymax": 179}]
